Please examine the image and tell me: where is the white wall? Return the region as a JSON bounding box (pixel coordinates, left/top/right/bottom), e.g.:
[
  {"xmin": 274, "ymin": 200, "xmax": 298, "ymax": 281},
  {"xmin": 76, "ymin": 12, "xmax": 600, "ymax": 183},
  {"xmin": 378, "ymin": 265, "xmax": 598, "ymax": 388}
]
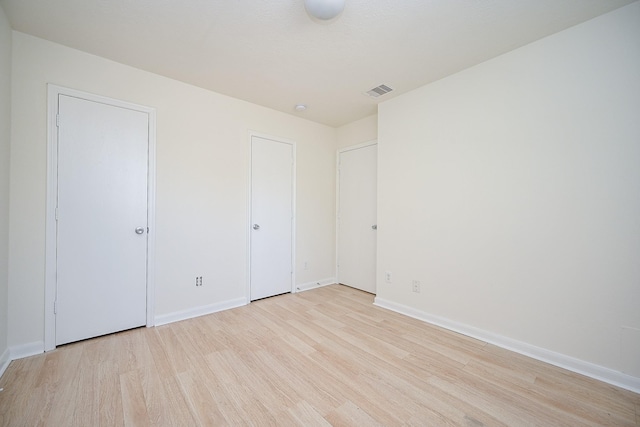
[
  {"xmin": 336, "ymin": 114, "xmax": 377, "ymax": 149},
  {"xmin": 8, "ymin": 32, "xmax": 337, "ymax": 349},
  {"xmin": 0, "ymin": 4, "xmax": 11, "ymax": 368},
  {"xmin": 377, "ymin": 2, "xmax": 640, "ymax": 383}
]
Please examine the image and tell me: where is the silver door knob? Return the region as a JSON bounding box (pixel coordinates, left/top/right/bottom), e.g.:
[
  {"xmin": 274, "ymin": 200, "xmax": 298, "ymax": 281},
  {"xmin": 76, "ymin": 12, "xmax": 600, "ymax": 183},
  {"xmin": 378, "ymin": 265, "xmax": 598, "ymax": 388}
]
[
  {"xmin": 372, "ymin": 225, "xmax": 377, "ymax": 230},
  {"xmin": 135, "ymin": 227, "xmax": 145, "ymax": 234},
  {"xmin": 253, "ymin": 224, "xmax": 260, "ymax": 230}
]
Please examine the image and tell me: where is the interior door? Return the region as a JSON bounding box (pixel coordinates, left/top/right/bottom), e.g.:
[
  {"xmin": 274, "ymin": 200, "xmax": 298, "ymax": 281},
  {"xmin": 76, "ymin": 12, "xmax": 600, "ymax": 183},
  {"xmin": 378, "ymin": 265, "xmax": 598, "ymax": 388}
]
[
  {"xmin": 337, "ymin": 143, "xmax": 377, "ymax": 294},
  {"xmin": 250, "ymin": 136, "xmax": 294, "ymax": 301},
  {"xmin": 55, "ymin": 94, "xmax": 149, "ymax": 345}
]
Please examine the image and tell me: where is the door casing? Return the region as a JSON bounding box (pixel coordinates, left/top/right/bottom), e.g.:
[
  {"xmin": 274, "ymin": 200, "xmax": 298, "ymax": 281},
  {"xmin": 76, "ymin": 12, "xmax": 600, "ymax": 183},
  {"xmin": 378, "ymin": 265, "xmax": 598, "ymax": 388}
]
[{"xmin": 45, "ymin": 84, "xmax": 157, "ymax": 351}]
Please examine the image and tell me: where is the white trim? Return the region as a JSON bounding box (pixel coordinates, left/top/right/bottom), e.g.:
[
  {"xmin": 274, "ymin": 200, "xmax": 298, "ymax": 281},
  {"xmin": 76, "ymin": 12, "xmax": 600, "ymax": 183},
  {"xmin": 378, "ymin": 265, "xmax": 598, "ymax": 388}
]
[
  {"xmin": 296, "ymin": 277, "xmax": 336, "ymax": 292},
  {"xmin": 247, "ymin": 131, "xmax": 297, "ymax": 302},
  {"xmin": 155, "ymin": 297, "xmax": 246, "ymax": 326},
  {"xmin": 146, "ymin": 110, "xmax": 157, "ymax": 327},
  {"xmin": 338, "ymin": 139, "xmax": 378, "ymax": 153},
  {"xmin": 0, "ymin": 348, "xmax": 10, "ymax": 378},
  {"xmin": 335, "ymin": 140, "xmax": 377, "ymax": 288},
  {"xmin": 45, "ymin": 84, "xmax": 157, "ymax": 351},
  {"xmin": 374, "ymin": 297, "xmax": 640, "ymax": 394},
  {"xmin": 245, "ymin": 133, "xmax": 252, "ymax": 305},
  {"xmin": 9, "ymin": 341, "xmax": 44, "ymax": 360},
  {"xmin": 291, "ymin": 142, "xmax": 297, "ymax": 296},
  {"xmin": 44, "ymin": 86, "xmax": 59, "ymax": 351}
]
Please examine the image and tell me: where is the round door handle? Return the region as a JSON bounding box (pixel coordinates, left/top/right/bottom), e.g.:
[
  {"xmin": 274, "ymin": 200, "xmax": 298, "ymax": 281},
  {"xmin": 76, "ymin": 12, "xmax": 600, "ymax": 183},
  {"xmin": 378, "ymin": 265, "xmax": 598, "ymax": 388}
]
[
  {"xmin": 135, "ymin": 227, "xmax": 145, "ymax": 235},
  {"xmin": 372, "ymin": 225, "xmax": 377, "ymax": 230},
  {"xmin": 253, "ymin": 224, "xmax": 260, "ymax": 230}
]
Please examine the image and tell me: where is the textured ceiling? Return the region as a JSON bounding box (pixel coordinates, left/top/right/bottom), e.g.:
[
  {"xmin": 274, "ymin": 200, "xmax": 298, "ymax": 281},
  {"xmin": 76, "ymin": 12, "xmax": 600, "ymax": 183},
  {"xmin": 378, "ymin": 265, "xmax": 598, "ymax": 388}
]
[{"xmin": 0, "ymin": 0, "xmax": 635, "ymax": 127}]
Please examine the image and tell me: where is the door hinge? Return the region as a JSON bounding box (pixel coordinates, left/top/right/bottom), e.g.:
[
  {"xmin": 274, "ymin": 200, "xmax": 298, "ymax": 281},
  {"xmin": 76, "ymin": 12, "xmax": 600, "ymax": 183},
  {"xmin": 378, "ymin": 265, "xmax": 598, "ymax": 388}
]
[
  {"xmin": 54, "ymin": 300, "xmax": 57, "ymax": 314},
  {"xmin": 55, "ymin": 207, "xmax": 59, "ymax": 221},
  {"xmin": 56, "ymin": 114, "xmax": 60, "ymax": 127}
]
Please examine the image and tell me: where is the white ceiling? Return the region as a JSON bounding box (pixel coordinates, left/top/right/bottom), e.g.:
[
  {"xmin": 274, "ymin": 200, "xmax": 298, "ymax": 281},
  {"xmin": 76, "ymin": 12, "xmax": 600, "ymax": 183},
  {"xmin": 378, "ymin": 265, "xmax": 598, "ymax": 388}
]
[{"xmin": 1, "ymin": 0, "xmax": 635, "ymax": 127}]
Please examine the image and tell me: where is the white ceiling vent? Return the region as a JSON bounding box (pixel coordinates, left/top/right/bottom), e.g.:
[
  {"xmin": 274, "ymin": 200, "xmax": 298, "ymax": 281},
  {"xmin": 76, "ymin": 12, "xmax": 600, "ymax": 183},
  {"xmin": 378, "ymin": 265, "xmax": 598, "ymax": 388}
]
[{"xmin": 365, "ymin": 84, "xmax": 394, "ymax": 98}]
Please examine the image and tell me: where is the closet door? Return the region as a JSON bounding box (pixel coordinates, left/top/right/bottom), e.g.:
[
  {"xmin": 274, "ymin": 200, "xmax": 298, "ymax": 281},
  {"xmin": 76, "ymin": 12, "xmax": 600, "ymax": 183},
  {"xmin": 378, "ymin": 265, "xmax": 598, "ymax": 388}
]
[
  {"xmin": 337, "ymin": 142, "xmax": 377, "ymax": 294},
  {"xmin": 55, "ymin": 94, "xmax": 149, "ymax": 345},
  {"xmin": 250, "ymin": 135, "xmax": 294, "ymax": 300}
]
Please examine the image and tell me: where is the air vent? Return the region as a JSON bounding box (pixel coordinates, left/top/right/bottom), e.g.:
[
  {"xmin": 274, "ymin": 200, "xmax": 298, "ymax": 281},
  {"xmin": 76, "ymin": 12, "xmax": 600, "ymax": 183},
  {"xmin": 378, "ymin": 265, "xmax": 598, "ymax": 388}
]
[{"xmin": 366, "ymin": 84, "xmax": 394, "ymax": 98}]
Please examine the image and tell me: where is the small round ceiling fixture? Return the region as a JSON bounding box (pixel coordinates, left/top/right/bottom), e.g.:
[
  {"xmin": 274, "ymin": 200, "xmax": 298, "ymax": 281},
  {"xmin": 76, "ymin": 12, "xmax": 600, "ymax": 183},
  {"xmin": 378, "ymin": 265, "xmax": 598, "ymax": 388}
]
[
  {"xmin": 304, "ymin": 0, "xmax": 345, "ymax": 21},
  {"xmin": 295, "ymin": 104, "xmax": 307, "ymax": 112}
]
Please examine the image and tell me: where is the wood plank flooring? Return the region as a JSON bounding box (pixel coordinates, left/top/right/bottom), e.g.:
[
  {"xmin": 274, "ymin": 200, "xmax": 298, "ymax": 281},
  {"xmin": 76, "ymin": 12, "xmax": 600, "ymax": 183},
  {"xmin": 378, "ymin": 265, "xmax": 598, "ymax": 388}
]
[{"xmin": 1, "ymin": 284, "xmax": 638, "ymax": 426}]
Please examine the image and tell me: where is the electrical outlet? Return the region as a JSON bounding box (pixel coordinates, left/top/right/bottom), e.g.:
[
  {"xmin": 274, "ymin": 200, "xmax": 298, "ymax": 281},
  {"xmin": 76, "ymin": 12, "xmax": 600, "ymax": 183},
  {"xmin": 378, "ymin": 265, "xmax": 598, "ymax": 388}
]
[
  {"xmin": 412, "ymin": 280, "xmax": 421, "ymax": 293},
  {"xmin": 385, "ymin": 271, "xmax": 392, "ymax": 283},
  {"xmin": 195, "ymin": 276, "xmax": 203, "ymax": 287}
]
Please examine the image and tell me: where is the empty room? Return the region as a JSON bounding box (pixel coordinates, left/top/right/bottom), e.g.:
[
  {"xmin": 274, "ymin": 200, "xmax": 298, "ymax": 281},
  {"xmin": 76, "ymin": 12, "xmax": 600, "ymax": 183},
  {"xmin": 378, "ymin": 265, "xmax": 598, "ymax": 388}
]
[{"xmin": 0, "ymin": 0, "xmax": 639, "ymax": 425}]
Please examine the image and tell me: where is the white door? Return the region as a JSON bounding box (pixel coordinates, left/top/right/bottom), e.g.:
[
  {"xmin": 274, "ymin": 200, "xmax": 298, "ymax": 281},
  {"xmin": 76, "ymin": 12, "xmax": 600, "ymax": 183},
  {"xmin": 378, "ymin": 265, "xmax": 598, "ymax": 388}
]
[
  {"xmin": 55, "ymin": 94, "xmax": 149, "ymax": 345},
  {"xmin": 250, "ymin": 136, "xmax": 294, "ymax": 301},
  {"xmin": 337, "ymin": 143, "xmax": 377, "ymax": 294}
]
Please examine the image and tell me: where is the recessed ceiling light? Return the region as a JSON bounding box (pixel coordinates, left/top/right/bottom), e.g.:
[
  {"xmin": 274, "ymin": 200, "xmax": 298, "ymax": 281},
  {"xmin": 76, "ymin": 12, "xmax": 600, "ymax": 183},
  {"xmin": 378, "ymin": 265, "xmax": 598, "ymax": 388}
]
[{"xmin": 294, "ymin": 104, "xmax": 308, "ymax": 112}]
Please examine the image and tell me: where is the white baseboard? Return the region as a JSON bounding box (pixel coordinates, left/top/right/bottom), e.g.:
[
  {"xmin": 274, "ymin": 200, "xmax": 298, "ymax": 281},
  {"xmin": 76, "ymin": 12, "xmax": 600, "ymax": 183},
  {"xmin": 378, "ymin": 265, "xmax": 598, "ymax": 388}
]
[
  {"xmin": 155, "ymin": 297, "xmax": 246, "ymax": 326},
  {"xmin": 296, "ymin": 277, "xmax": 336, "ymax": 292},
  {"xmin": 0, "ymin": 347, "xmax": 10, "ymax": 378},
  {"xmin": 9, "ymin": 341, "xmax": 45, "ymax": 360},
  {"xmin": 374, "ymin": 297, "xmax": 640, "ymax": 394}
]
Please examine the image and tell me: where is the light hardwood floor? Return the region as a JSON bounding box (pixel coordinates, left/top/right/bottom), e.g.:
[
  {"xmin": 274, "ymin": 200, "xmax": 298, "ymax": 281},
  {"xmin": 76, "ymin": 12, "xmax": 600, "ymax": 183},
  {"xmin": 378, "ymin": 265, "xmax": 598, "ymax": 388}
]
[{"xmin": 1, "ymin": 284, "xmax": 638, "ymax": 426}]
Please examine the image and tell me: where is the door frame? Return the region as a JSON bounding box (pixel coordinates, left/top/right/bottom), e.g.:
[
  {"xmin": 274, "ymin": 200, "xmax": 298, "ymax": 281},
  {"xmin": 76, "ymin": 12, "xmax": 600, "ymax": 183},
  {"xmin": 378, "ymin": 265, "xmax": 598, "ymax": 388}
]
[
  {"xmin": 336, "ymin": 140, "xmax": 377, "ymax": 289},
  {"xmin": 44, "ymin": 84, "xmax": 157, "ymax": 351},
  {"xmin": 246, "ymin": 131, "xmax": 296, "ymax": 303}
]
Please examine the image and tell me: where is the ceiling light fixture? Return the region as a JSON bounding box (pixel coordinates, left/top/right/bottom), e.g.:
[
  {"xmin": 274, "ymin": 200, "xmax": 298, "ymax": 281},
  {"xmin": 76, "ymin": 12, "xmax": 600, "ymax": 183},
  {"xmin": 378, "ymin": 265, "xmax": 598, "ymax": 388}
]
[
  {"xmin": 304, "ymin": 0, "xmax": 345, "ymax": 21},
  {"xmin": 294, "ymin": 104, "xmax": 307, "ymax": 112}
]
